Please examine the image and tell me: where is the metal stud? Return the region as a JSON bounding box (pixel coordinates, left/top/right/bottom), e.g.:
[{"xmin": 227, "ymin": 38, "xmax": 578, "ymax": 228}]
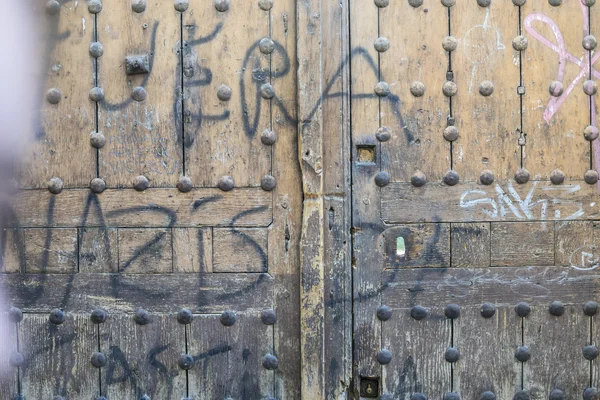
[
  {"xmin": 548, "ymin": 0, "xmax": 562, "ymax": 5},
  {"xmin": 408, "ymin": 0, "xmax": 424, "ymax": 7},
  {"xmin": 512, "ymin": 0, "xmax": 526, "ymax": 5},
  {"xmin": 91, "ymin": 309, "xmax": 108, "ymax": 324},
  {"xmin": 584, "ymin": 0, "xmax": 596, "ymax": 5},
  {"xmin": 443, "ymin": 392, "xmax": 460, "ymax": 400},
  {"xmin": 47, "ymin": 88, "xmax": 62, "ymax": 104},
  {"xmin": 177, "ymin": 308, "xmax": 193, "ymax": 324},
  {"xmin": 481, "ymin": 303, "xmax": 496, "ymax": 318},
  {"xmin": 88, "ymin": 0, "xmax": 103, "ymax": 13},
  {"xmin": 548, "ymin": 81, "xmax": 564, "ymax": 97},
  {"xmin": 443, "ymin": 170, "xmax": 459, "ymax": 186},
  {"xmin": 443, "ymin": 126, "xmax": 458, "ymax": 142},
  {"xmin": 132, "ymin": 0, "xmax": 146, "ymax": 13},
  {"xmin": 9, "ymin": 307, "xmax": 23, "ymax": 323},
  {"xmin": 410, "ymin": 305, "xmax": 428, "ymax": 320},
  {"xmin": 215, "ymin": 0, "xmax": 230, "ymax": 11},
  {"xmin": 481, "ymin": 392, "xmax": 496, "ymax": 400},
  {"xmin": 514, "ymin": 168, "xmax": 530, "ymax": 184},
  {"xmin": 216, "ymin": 84, "xmax": 232, "ymax": 101},
  {"xmin": 374, "ymin": 37, "xmax": 390, "ymax": 52},
  {"xmin": 49, "ymin": 309, "xmax": 65, "ymax": 325},
  {"xmin": 258, "ymin": 0, "xmax": 273, "ymax": 10},
  {"xmin": 88, "ymin": 43, "xmax": 104, "ymax": 60},
  {"xmin": 584, "ymin": 80, "xmax": 598, "ymax": 96},
  {"xmin": 90, "ymin": 132, "xmax": 106, "ymax": 149},
  {"xmin": 411, "ymin": 171, "xmax": 427, "ymax": 187},
  {"xmin": 549, "ymin": 301, "xmax": 565, "ymax": 316},
  {"xmin": 442, "ymin": 36, "xmax": 458, "ymax": 52},
  {"xmin": 177, "ymin": 176, "xmax": 193, "ymax": 193},
  {"xmin": 89, "ymin": 87, "xmax": 105, "ymax": 102},
  {"xmin": 90, "ymin": 178, "xmax": 106, "ymax": 193},
  {"xmin": 584, "ymin": 35, "xmax": 598, "ymax": 51},
  {"xmin": 374, "ymin": 0, "xmax": 390, "ymax": 7},
  {"xmin": 377, "ymin": 305, "xmax": 393, "ymax": 321},
  {"xmin": 410, "ymin": 81, "xmax": 426, "ymax": 97},
  {"xmin": 480, "ymin": 170, "xmax": 495, "ymax": 185},
  {"xmin": 90, "ymin": 352, "xmax": 107, "ymax": 368},
  {"xmin": 583, "ymin": 387, "xmax": 599, "ymax": 400},
  {"xmin": 441, "ymin": 0, "xmax": 456, "ymax": 6},
  {"xmin": 445, "ymin": 304, "xmax": 460, "ymax": 319},
  {"xmin": 133, "ymin": 175, "xmax": 149, "ymax": 191},
  {"xmin": 512, "ymin": 35, "xmax": 528, "ymax": 51},
  {"xmin": 9, "ymin": 352, "xmax": 25, "ymax": 368},
  {"xmin": 261, "ymin": 129, "xmax": 277, "ymax": 145},
  {"xmin": 178, "ymin": 354, "xmax": 194, "ymax": 370},
  {"xmin": 442, "ymin": 81, "xmax": 458, "ymax": 97},
  {"xmin": 220, "ymin": 310, "xmax": 237, "ymax": 326},
  {"xmin": 174, "ymin": 0, "xmax": 189, "ymax": 12},
  {"xmin": 134, "ymin": 308, "xmax": 152, "ymax": 325},
  {"xmin": 549, "ymin": 389, "xmax": 565, "ymax": 400},
  {"xmin": 260, "ymin": 83, "xmax": 275, "ymax": 99},
  {"xmin": 584, "ymin": 301, "xmax": 599, "ymax": 316},
  {"xmin": 140, "ymin": 396, "xmax": 151, "ymax": 400},
  {"xmin": 259, "ymin": 38, "xmax": 275, "ymax": 54},
  {"xmin": 46, "ymin": 0, "xmax": 61, "ymax": 15},
  {"xmin": 585, "ymin": 169, "xmax": 599, "ymax": 184},
  {"xmin": 514, "ymin": 346, "xmax": 531, "ymax": 362},
  {"xmin": 261, "ymin": 175, "xmax": 277, "ymax": 191},
  {"xmin": 261, "ymin": 309, "xmax": 277, "ymax": 325},
  {"xmin": 513, "ymin": 390, "xmax": 530, "ymax": 400},
  {"xmin": 550, "ymin": 169, "xmax": 565, "ymax": 185},
  {"xmin": 585, "ymin": 125, "xmax": 599, "ymax": 141},
  {"xmin": 477, "ymin": 0, "xmax": 491, "ymax": 6},
  {"xmin": 262, "ymin": 354, "xmax": 279, "ymax": 370},
  {"xmin": 515, "ymin": 302, "xmax": 531, "ymax": 317},
  {"xmin": 411, "ymin": 394, "xmax": 427, "ymax": 400},
  {"xmin": 479, "ymin": 81, "xmax": 494, "ymax": 96},
  {"xmin": 376, "ymin": 126, "xmax": 392, "ymax": 142},
  {"xmin": 218, "ymin": 176, "xmax": 235, "ymax": 191},
  {"xmin": 48, "ymin": 177, "xmax": 63, "ymax": 194},
  {"xmin": 375, "ymin": 81, "xmax": 390, "ymax": 97},
  {"xmin": 584, "ymin": 345, "xmax": 599, "ymax": 360},
  {"xmin": 375, "ymin": 171, "xmax": 390, "ymax": 187},
  {"xmin": 445, "ymin": 347, "xmax": 460, "ymax": 363},
  {"xmin": 132, "ymin": 86, "xmax": 147, "ymax": 102},
  {"xmin": 377, "ymin": 349, "xmax": 392, "ymax": 365}
]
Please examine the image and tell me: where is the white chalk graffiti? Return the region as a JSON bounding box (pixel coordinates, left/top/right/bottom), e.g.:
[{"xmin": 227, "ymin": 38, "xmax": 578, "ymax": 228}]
[{"xmin": 570, "ymin": 245, "xmax": 600, "ymax": 271}]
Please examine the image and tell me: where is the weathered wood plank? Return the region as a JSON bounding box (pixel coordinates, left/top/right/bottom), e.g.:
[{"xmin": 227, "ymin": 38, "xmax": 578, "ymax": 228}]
[
  {"xmin": 1, "ymin": 229, "xmax": 24, "ymax": 273},
  {"xmin": 0, "ymin": 313, "xmax": 19, "ymax": 400},
  {"xmin": 383, "ymin": 267, "xmax": 600, "ymax": 308},
  {"xmin": 382, "ymin": 181, "xmax": 600, "ymax": 223},
  {"xmin": 118, "ymin": 228, "xmax": 172, "ymax": 273},
  {"xmin": 490, "ymin": 222, "xmax": 554, "ymax": 267},
  {"xmin": 213, "ymin": 228, "xmax": 268, "ymax": 273},
  {"xmin": 98, "ymin": 0, "xmax": 182, "ymax": 187},
  {"xmin": 381, "ymin": 224, "xmax": 450, "ymax": 268},
  {"xmin": 451, "ymin": 222, "xmax": 491, "ymax": 268},
  {"xmin": 173, "ymin": 227, "xmax": 212, "ymax": 273},
  {"xmin": 555, "ymin": 220, "xmax": 600, "ymax": 269},
  {"xmin": 380, "ymin": 0, "xmax": 450, "ymax": 183},
  {"xmin": 79, "ymin": 227, "xmax": 118, "ymax": 273},
  {"xmin": 24, "ymin": 228, "xmax": 78, "ymax": 273},
  {"xmin": 13, "ymin": 188, "xmax": 272, "ymax": 228},
  {"xmin": 2, "ymin": 273, "xmax": 274, "ymax": 313}
]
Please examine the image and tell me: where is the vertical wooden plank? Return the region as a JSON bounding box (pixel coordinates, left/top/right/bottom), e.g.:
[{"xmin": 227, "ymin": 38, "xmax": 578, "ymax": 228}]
[
  {"xmin": 381, "ymin": 308, "xmax": 451, "ymax": 399},
  {"xmin": 18, "ymin": 0, "xmax": 96, "ymax": 188},
  {"xmin": 380, "ymin": 0, "xmax": 450, "ymax": 183},
  {"xmin": 454, "ymin": 307, "xmax": 521, "ymax": 399},
  {"xmin": 20, "ymin": 313, "xmax": 98, "ymax": 399},
  {"xmin": 102, "ymin": 313, "xmax": 187, "ymax": 399},
  {"xmin": 0, "ymin": 313, "xmax": 19, "ymax": 400},
  {"xmin": 452, "ymin": 0, "xmax": 521, "ymax": 182},
  {"xmin": 451, "ymin": 222, "xmax": 491, "ymax": 268},
  {"xmin": 98, "ymin": 0, "xmax": 182, "ymax": 188},
  {"xmin": 524, "ymin": 305, "xmax": 589, "ymax": 398},
  {"xmin": 173, "ymin": 227, "xmax": 212, "ymax": 273},
  {"xmin": 183, "ymin": 0, "xmax": 270, "ymax": 187},
  {"xmin": 522, "ymin": 0, "xmax": 591, "ymax": 180}
]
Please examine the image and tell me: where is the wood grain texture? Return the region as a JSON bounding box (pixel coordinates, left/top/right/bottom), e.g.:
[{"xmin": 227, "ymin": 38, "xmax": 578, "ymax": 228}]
[
  {"xmin": 1, "ymin": 229, "xmax": 24, "ymax": 273},
  {"xmin": 451, "ymin": 222, "xmax": 491, "ymax": 268},
  {"xmin": 555, "ymin": 220, "xmax": 600, "ymax": 269},
  {"xmin": 213, "ymin": 228, "xmax": 268, "ymax": 273},
  {"xmin": 452, "ymin": 0, "xmax": 521, "ymax": 182},
  {"xmin": 382, "ymin": 224, "xmax": 450, "ymax": 268},
  {"xmin": 79, "ymin": 227, "xmax": 118, "ymax": 273},
  {"xmin": 24, "ymin": 228, "xmax": 78, "ymax": 273},
  {"xmin": 0, "ymin": 314, "xmax": 19, "ymax": 400},
  {"xmin": 173, "ymin": 227, "xmax": 212, "ymax": 273},
  {"xmin": 98, "ymin": 0, "xmax": 182, "ymax": 187},
  {"xmin": 522, "ymin": 0, "xmax": 591, "ymax": 179},
  {"xmin": 118, "ymin": 228, "xmax": 172, "ymax": 273},
  {"xmin": 490, "ymin": 222, "xmax": 554, "ymax": 267},
  {"xmin": 380, "ymin": 0, "xmax": 450, "ymax": 182}
]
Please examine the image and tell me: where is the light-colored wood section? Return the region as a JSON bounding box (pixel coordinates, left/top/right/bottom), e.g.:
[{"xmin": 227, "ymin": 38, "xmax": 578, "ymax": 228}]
[
  {"xmin": 0, "ymin": 313, "xmax": 19, "ymax": 400},
  {"xmin": 24, "ymin": 228, "xmax": 78, "ymax": 273},
  {"xmin": 183, "ymin": 0, "xmax": 270, "ymax": 187},
  {"xmin": 102, "ymin": 313, "xmax": 186, "ymax": 399},
  {"xmin": 173, "ymin": 227, "xmax": 212, "ymax": 272},
  {"xmin": 522, "ymin": 1, "xmax": 590, "ymax": 179},
  {"xmin": 380, "ymin": 0, "xmax": 450, "ymax": 182},
  {"xmin": 118, "ymin": 228, "xmax": 172, "ymax": 273},
  {"xmin": 451, "ymin": 222, "xmax": 491, "ymax": 267},
  {"xmin": 452, "ymin": 1, "xmax": 520, "ymax": 182},
  {"xmin": 19, "ymin": 1, "xmax": 95, "ymax": 188},
  {"xmin": 491, "ymin": 222, "xmax": 555, "ymax": 266},
  {"xmin": 20, "ymin": 313, "xmax": 98, "ymax": 399},
  {"xmin": 555, "ymin": 221, "xmax": 600, "ymax": 268},
  {"xmin": 98, "ymin": 0, "xmax": 182, "ymax": 187},
  {"xmin": 382, "ymin": 307, "xmax": 451, "ymax": 399},
  {"xmin": 187, "ymin": 313, "xmax": 273, "ymax": 399},
  {"xmin": 213, "ymin": 228, "xmax": 268, "ymax": 272},
  {"xmin": 1, "ymin": 229, "xmax": 24, "ymax": 273},
  {"xmin": 79, "ymin": 227, "xmax": 118, "ymax": 273},
  {"xmin": 454, "ymin": 307, "xmax": 521, "ymax": 400},
  {"xmin": 524, "ymin": 305, "xmax": 589, "ymax": 398}
]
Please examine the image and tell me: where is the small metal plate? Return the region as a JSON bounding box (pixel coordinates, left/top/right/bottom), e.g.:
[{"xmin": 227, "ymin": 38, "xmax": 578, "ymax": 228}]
[{"xmin": 125, "ymin": 55, "xmax": 150, "ymax": 75}]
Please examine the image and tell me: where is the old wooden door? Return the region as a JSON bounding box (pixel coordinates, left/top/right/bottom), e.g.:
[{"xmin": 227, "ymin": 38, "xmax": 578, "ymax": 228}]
[{"xmin": 0, "ymin": 0, "xmax": 301, "ymax": 399}]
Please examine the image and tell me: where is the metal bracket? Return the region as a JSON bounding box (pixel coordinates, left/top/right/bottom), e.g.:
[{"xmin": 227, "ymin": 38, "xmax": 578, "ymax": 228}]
[
  {"xmin": 446, "ymin": 71, "xmax": 454, "ymax": 81},
  {"xmin": 125, "ymin": 55, "xmax": 150, "ymax": 75},
  {"xmin": 360, "ymin": 377, "xmax": 379, "ymax": 398}
]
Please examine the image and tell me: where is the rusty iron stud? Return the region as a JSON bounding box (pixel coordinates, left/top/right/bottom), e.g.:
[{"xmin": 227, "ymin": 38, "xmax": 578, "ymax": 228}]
[
  {"xmin": 549, "ymin": 389, "xmax": 565, "ymax": 400},
  {"xmin": 262, "ymin": 354, "xmax": 279, "ymax": 370},
  {"xmin": 46, "ymin": 0, "xmax": 61, "ymax": 15},
  {"xmin": 376, "ymin": 126, "xmax": 392, "ymax": 142},
  {"xmin": 377, "ymin": 349, "xmax": 392, "ymax": 365},
  {"xmin": 49, "ymin": 309, "xmax": 65, "ymax": 325},
  {"xmin": 481, "ymin": 392, "xmax": 496, "ymax": 400},
  {"xmin": 215, "ymin": 0, "xmax": 230, "ymax": 11},
  {"xmin": 132, "ymin": 0, "xmax": 146, "ymax": 12},
  {"xmin": 445, "ymin": 304, "xmax": 461, "ymax": 319},
  {"xmin": 408, "ymin": 0, "xmax": 423, "ymax": 7},
  {"xmin": 133, "ymin": 175, "xmax": 149, "ymax": 191},
  {"xmin": 260, "ymin": 83, "xmax": 275, "ymax": 99},
  {"xmin": 218, "ymin": 175, "xmax": 235, "ymax": 191},
  {"xmin": 374, "ymin": 37, "xmax": 390, "ymax": 52},
  {"xmin": 90, "ymin": 132, "xmax": 106, "ymax": 149},
  {"xmin": 584, "ymin": 125, "xmax": 599, "ymax": 141},
  {"xmin": 259, "ymin": 38, "xmax": 275, "ymax": 54},
  {"xmin": 374, "ymin": 0, "xmax": 390, "ymax": 7},
  {"xmin": 515, "ymin": 346, "xmax": 531, "ymax": 362},
  {"xmin": 479, "ymin": 81, "xmax": 494, "ymax": 96},
  {"xmin": 444, "ymin": 347, "xmax": 460, "ymax": 363},
  {"xmin": 584, "ymin": 345, "xmax": 599, "ymax": 360},
  {"xmin": 443, "ymin": 392, "xmax": 460, "ymax": 400},
  {"xmin": 261, "ymin": 175, "xmax": 277, "ymax": 191},
  {"xmin": 584, "ymin": 301, "xmax": 599, "ymax": 316},
  {"xmin": 9, "ymin": 352, "xmax": 25, "ymax": 368},
  {"xmin": 178, "ymin": 354, "xmax": 194, "ymax": 370},
  {"xmin": 174, "ymin": 0, "xmax": 189, "ymax": 12},
  {"xmin": 91, "ymin": 309, "xmax": 108, "ymax": 324},
  {"xmin": 443, "ymin": 170, "xmax": 459, "ymax": 186},
  {"xmin": 514, "ymin": 168, "xmax": 530, "ymax": 184},
  {"xmin": 376, "ymin": 305, "xmax": 393, "ymax": 321},
  {"xmin": 512, "ymin": 35, "xmax": 528, "ymax": 51},
  {"xmin": 258, "ymin": 0, "xmax": 273, "ymax": 10},
  {"xmin": 126, "ymin": 55, "xmax": 150, "ymax": 75},
  {"xmin": 261, "ymin": 129, "xmax": 277, "ymax": 145},
  {"xmin": 46, "ymin": 88, "xmax": 62, "ymax": 104},
  {"xmin": 220, "ymin": 310, "xmax": 237, "ymax": 326},
  {"xmin": 88, "ymin": 0, "xmax": 103, "ymax": 13},
  {"xmin": 481, "ymin": 303, "xmax": 496, "ymax": 318},
  {"xmin": 410, "ymin": 305, "xmax": 428, "ymax": 320},
  {"xmin": 513, "ymin": 0, "xmax": 526, "ymax": 4},
  {"xmin": 90, "ymin": 352, "xmax": 106, "ymax": 368},
  {"xmin": 480, "ymin": 170, "xmax": 495, "ymax": 185},
  {"xmin": 548, "ymin": 301, "xmax": 565, "ymax": 316},
  {"xmin": 442, "ymin": 36, "xmax": 458, "ymax": 52},
  {"xmin": 584, "ymin": 35, "xmax": 598, "ymax": 51},
  {"xmin": 261, "ymin": 309, "xmax": 277, "ymax": 325},
  {"xmin": 48, "ymin": 177, "xmax": 64, "ymax": 194},
  {"xmin": 177, "ymin": 308, "xmax": 193, "ymax": 324},
  {"xmin": 411, "ymin": 171, "xmax": 427, "ymax": 187},
  {"xmin": 89, "ymin": 42, "xmax": 104, "ymax": 58},
  {"xmin": 177, "ymin": 176, "xmax": 193, "ymax": 193},
  {"xmin": 441, "ymin": 0, "xmax": 456, "ymax": 7},
  {"xmin": 442, "ymin": 81, "xmax": 458, "ymax": 97},
  {"xmin": 375, "ymin": 171, "xmax": 390, "ymax": 187},
  {"xmin": 550, "ymin": 169, "xmax": 565, "ymax": 185},
  {"xmin": 410, "ymin": 81, "xmax": 426, "ymax": 97},
  {"xmin": 89, "ymin": 87, "xmax": 105, "ymax": 102},
  {"xmin": 375, "ymin": 81, "xmax": 390, "ymax": 97},
  {"xmin": 9, "ymin": 307, "xmax": 23, "ymax": 323},
  {"xmin": 548, "ymin": 81, "xmax": 564, "ymax": 97},
  {"xmin": 477, "ymin": 0, "xmax": 491, "ymax": 6},
  {"xmin": 513, "ymin": 391, "xmax": 530, "ymax": 400},
  {"xmin": 132, "ymin": 86, "xmax": 148, "ymax": 102},
  {"xmin": 217, "ymin": 84, "xmax": 232, "ymax": 101},
  {"xmin": 584, "ymin": 388, "xmax": 599, "ymax": 400},
  {"xmin": 443, "ymin": 126, "xmax": 459, "ymax": 142},
  {"xmin": 548, "ymin": 0, "xmax": 562, "ymax": 5},
  {"xmin": 90, "ymin": 178, "xmax": 106, "ymax": 193},
  {"xmin": 585, "ymin": 169, "xmax": 599, "ymax": 184},
  {"xmin": 584, "ymin": 80, "xmax": 598, "ymax": 96},
  {"xmin": 515, "ymin": 302, "xmax": 531, "ymax": 317},
  {"xmin": 134, "ymin": 308, "xmax": 152, "ymax": 325},
  {"xmin": 411, "ymin": 394, "xmax": 427, "ymax": 400},
  {"xmin": 584, "ymin": 0, "xmax": 596, "ymax": 5}
]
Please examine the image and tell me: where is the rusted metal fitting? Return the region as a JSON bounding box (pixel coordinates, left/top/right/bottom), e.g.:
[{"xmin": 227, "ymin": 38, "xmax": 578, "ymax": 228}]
[
  {"xmin": 548, "ymin": 81, "xmax": 564, "ymax": 97},
  {"xmin": 515, "ymin": 302, "xmax": 531, "ymax": 317},
  {"xmin": 550, "ymin": 169, "xmax": 565, "ymax": 185},
  {"xmin": 442, "ymin": 81, "xmax": 458, "ymax": 97},
  {"xmin": 374, "ymin": 0, "xmax": 389, "ymax": 7},
  {"xmin": 549, "ymin": 389, "xmax": 565, "ymax": 400},
  {"xmin": 548, "ymin": 301, "xmax": 564, "ymax": 316},
  {"xmin": 261, "ymin": 309, "xmax": 277, "ymax": 325},
  {"xmin": 585, "ymin": 125, "xmax": 599, "ymax": 141},
  {"xmin": 90, "ymin": 131, "xmax": 106, "ymax": 149},
  {"xmin": 513, "ymin": 390, "xmax": 530, "ymax": 400},
  {"xmin": 411, "ymin": 171, "xmax": 427, "ymax": 187},
  {"xmin": 88, "ymin": 0, "xmax": 103, "ymax": 13},
  {"xmin": 477, "ymin": 0, "xmax": 491, "ymax": 6},
  {"xmin": 584, "ymin": 301, "xmax": 599, "ymax": 316},
  {"xmin": 374, "ymin": 37, "xmax": 390, "ymax": 53},
  {"xmin": 126, "ymin": 56, "xmax": 149, "ymax": 75},
  {"xmin": 481, "ymin": 303, "xmax": 496, "ymax": 318},
  {"xmin": 480, "ymin": 170, "xmax": 495, "ymax": 186},
  {"xmin": 47, "ymin": 88, "xmax": 62, "ymax": 104},
  {"xmin": 178, "ymin": 354, "xmax": 194, "ymax": 370},
  {"xmin": 584, "ymin": 80, "xmax": 598, "ymax": 96},
  {"xmin": 133, "ymin": 175, "xmax": 149, "ymax": 191},
  {"xmin": 443, "ymin": 170, "xmax": 459, "ymax": 186},
  {"xmin": 9, "ymin": 352, "xmax": 25, "ymax": 368},
  {"xmin": 218, "ymin": 175, "xmax": 235, "ymax": 191},
  {"xmin": 49, "ymin": 309, "xmax": 65, "ymax": 325},
  {"xmin": 479, "ymin": 81, "xmax": 494, "ymax": 96},
  {"xmin": 584, "ymin": 345, "xmax": 599, "ymax": 360},
  {"xmin": 46, "ymin": 0, "xmax": 60, "ymax": 15},
  {"xmin": 261, "ymin": 129, "xmax": 277, "ymax": 145},
  {"xmin": 132, "ymin": 86, "xmax": 148, "ymax": 102},
  {"xmin": 90, "ymin": 178, "xmax": 106, "ymax": 193},
  {"xmin": 262, "ymin": 354, "xmax": 279, "ymax": 370},
  {"xmin": 442, "ymin": 36, "xmax": 458, "ymax": 52},
  {"xmin": 514, "ymin": 168, "xmax": 530, "ymax": 184},
  {"xmin": 134, "ymin": 308, "xmax": 152, "ymax": 325},
  {"xmin": 584, "ymin": 35, "xmax": 598, "ymax": 51},
  {"xmin": 48, "ymin": 177, "xmax": 63, "ymax": 194},
  {"xmin": 260, "ymin": 83, "xmax": 275, "ymax": 99},
  {"xmin": 375, "ymin": 171, "xmax": 390, "ymax": 187},
  {"xmin": 548, "ymin": 0, "xmax": 562, "ymax": 6},
  {"xmin": 132, "ymin": 0, "xmax": 146, "ymax": 13},
  {"xmin": 408, "ymin": 0, "xmax": 423, "ymax": 7},
  {"xmin": 261, "ymin": 175, "xmax": 277, "ymax": 191},
  {"xmin": 410, "ymin": 81, "xmax": 426, "ymax": 97},
  {"xmin": 374, "ymin": 81, "xmax": 390, "ymax": 97},
  {"xmin": 443, "ymin": 126, "xmax": 458, "ymax": 142},
  {"xmin": 410, "ymin": 305, "xmax": 428, "ymax": 320},
  {"xmin": 443, "ymin": 392, "xmax": 460, "ymax": 400},
  {"xmin": 89, "ymin": 87, "xmax": 105, "ymax": 102},
  {"xmin": 259, "ymin": 38, "xmax": 275, "ymax": 54},
  {"xmin": 512, "ymin": 35, "xmax": 528, "ymax": 51},
  {"xmin": 376, "ymin": 305, "xmax": 392, "ymax": 321},
  {"xmin": 177, "ymin": 176, "xmax": 193, "ymax": 193},
  {"xmin": 444, "ymin": 347, "xmax": 460, "ymax": 363},
  {"xmin": 585, "ymin": 169, "xmax": 599, "ymax": 184},
  {"xmin": 177, "ymin": 308, "xmax": 193, "ymax": 324},
  {"xmin": 377, "ymin": 349, "xmax": 392, "ymax": 365},
  {"xmin": 215, "ymin": 0, "xmax": 230, "ymax": 11},
  {"xmin": 9, "ymin": 307, "xmax": 23, "ymax": 323},
  {"xmin": 90, "ymin": 352, "xmax": 107, "ymax": 368},
  {"xmin": 220, "ymin": 310, "xmax": 237, "ymax": 326},
  {"xmin": 445, "ymin": 304, "xmax": 460, "ymax": 319},
  {"xmin": 515, "ymin": 346, "xmax": 531, "ymax": 362},
  {"xmin": 376, "ymin": 126, "xmax": 391, "ymax": 142},
  {"xmin": 258, "ymin": 0, "xmax": 273, "ymax": 10},
  {"xmin": 91, "ymin": 309, "xmax": 108, "ymax": 324},
  {"xmin": 174, "ymin": 0, "xmax": 189, "ymax": 12},
  {"xmin": 90, "ymin": 42, "xmax": 104, "ymax": 58},
  {"xmin": 217, "ymin": 84, "xmax": 232, "ymax": 101}
]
